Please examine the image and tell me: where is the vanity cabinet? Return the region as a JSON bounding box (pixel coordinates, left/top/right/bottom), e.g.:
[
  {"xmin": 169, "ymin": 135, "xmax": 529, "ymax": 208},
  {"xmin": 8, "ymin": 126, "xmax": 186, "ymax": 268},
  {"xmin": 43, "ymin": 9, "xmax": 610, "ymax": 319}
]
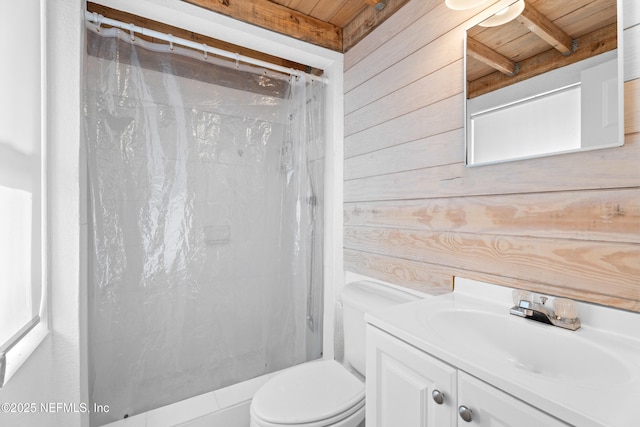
[
  {"xmin": 366, "ymin": 326, "xmax": 569, "ymax": 427},
  {"xmin": 366, "ymin": 324, "xmax": 457, "ymax": 426}
]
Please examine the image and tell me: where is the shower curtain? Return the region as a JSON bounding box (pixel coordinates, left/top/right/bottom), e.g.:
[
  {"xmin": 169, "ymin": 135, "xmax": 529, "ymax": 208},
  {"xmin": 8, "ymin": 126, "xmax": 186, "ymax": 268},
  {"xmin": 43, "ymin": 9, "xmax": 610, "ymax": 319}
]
[{"xmin": 83, "ymin": 24, "xmax": 324, "ymax": 426}]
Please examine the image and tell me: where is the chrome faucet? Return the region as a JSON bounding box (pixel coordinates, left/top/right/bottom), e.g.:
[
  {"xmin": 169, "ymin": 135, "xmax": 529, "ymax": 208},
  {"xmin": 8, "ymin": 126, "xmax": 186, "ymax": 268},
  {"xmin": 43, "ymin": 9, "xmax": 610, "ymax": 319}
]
[{"xmin": 510, "ymin": 295, "xmax": 581, "ymax": 331}]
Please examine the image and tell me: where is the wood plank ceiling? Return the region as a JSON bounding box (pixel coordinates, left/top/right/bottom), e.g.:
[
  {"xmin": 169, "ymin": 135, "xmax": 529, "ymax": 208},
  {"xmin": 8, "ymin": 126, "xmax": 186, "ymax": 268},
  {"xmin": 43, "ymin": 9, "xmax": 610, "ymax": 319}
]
[
  {"xmin": 182, "ymin": 0, "xmax": 616, "ymax": 63},
  {"xmin": 467, "ymin": 0, "xmax": 617, "ymax": 98},
  {"xmin": 182, "ymin": 0, "xmax": 412, "ymax": 52},
  {"xmin": 90, "ymin": 0, "xmax": 616, "ymax": 77}
]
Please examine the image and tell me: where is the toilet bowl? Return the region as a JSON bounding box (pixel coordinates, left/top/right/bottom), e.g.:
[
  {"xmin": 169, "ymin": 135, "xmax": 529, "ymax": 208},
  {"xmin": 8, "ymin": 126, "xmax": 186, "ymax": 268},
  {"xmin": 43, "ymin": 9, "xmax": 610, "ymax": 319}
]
[{"xmin": 250, "ymin": 280, "xmax": 419, "ymax": 427}]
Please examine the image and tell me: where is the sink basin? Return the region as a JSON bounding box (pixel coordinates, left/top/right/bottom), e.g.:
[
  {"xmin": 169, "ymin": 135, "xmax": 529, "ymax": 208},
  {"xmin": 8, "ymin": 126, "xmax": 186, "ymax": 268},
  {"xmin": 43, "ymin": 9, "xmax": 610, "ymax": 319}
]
[{"xmin": 422, "ymin": 308, "xmax": 633, "ymax": 386}]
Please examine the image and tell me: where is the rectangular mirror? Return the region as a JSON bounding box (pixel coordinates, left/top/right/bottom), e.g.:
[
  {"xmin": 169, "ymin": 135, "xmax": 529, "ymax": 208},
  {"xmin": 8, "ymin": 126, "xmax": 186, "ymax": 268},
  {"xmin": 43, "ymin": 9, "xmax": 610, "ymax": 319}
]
[{"xmin": 465, "ymin": 0, "xmax": 623, "ymax": 166}]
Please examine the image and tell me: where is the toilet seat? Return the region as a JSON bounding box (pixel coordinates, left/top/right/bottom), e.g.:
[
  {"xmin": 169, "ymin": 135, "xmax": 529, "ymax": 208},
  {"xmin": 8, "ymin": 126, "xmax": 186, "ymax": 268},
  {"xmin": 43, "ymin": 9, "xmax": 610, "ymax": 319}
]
[
  {"xmin": 250, "ymin": 360, "xmax": 365, "ymax": 427},
  {"xmin": 250, "ymin": 400, "xmax": 364, "ymax": 427}
]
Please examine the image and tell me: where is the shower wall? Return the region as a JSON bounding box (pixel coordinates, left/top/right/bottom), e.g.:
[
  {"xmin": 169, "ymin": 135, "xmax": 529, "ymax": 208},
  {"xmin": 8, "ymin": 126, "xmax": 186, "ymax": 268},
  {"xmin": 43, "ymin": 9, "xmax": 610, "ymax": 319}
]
[{"xmin": 84, "ymin": 30, "xmax": 323, "ymax": 425}]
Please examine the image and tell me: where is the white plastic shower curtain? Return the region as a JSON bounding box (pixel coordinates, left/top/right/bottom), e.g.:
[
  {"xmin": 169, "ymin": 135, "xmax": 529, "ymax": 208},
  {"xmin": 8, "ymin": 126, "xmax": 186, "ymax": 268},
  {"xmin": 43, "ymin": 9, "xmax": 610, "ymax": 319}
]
[{"xmin": 83, "ymin": 24, "xmax": 324, "ymax": 426}]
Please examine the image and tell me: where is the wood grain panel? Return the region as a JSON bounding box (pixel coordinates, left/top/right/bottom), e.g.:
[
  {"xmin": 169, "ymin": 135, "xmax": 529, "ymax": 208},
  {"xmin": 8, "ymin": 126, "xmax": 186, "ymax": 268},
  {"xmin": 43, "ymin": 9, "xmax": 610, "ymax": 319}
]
[
  {"xmin": 290, "ymin": 0, "xmax": 320, "ymax": 15},
  {"xmin": 343, "ymin": 0, "xmax": 413, "ymax": 53},
  {"xmin": 344, "ymin": 226, "xmax": 640, "ymax": 302},
  {"xmin": 309, "ymin": 0, "xmax": 343, "ymax": 22},
  {"xmin": 345, "ymin": 30, "xmax": 460, "ymax": 115},
  {"xmin": 623, "ymin": 0, "xmax": 640, "ymax": 30},
  {"xmin": 625, "ymin": 78, "xmax": 640, "ymax": 134},
  {"xmin": 344, "ymin": 189, "xmax": 640, "ymax": 243},
  {"xmin": 528, "ymin": 0, "xmax": 605, "ymax": 22},
  {"xmin": 345, "ymin": 251, "xmax": 640, "ymax": 311},
  {"xmin": 344, "ymin": 94, "xmax": 463, "ymax": 158},
  {"xmin": 182, "ymin": 0, "xmax": 342, "ymax": 51},
  {"xmin": 624, "ymin": 25, "xmax": 640, "ymax": 81},
  {"xmin": 345, "ymin": 60, "xmax": 463, "ymax": 136},
  {"xmin": 344, "ymin": 129, "xmax": 463, "ymax": 180},
  {"xmin": 343, "ymin": 0, "xmax": 640, "ymax": 313},
  {"xmin": 345, "ymin": 133, "xmax": 640, "ymax": 202},
  {"xmin": 553, "ymin": 0, "xmax": 617, "ymax": 38},
  {"xmin": 451, "ymin": 270, "xmax": 640, "ymax": 311},
  {"xmin": 344, "ymin": 2, "xmax": 475, "ymax": 92},
  {"xmin": 344, "ymin": 249, "xmax": 453, "ymax": 295},
  {"xmin": 344, "ymin": 0, "xmax": 442, "ymax": 70},
  {"xmin": 326, "ymin": 0, "xmax": 366, "ymax": 27}
]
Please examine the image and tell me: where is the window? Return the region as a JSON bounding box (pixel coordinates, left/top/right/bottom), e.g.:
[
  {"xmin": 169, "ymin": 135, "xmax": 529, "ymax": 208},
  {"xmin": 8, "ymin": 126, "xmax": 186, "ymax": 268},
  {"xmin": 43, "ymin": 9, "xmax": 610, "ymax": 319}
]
[{"xmin": 0, "ymin": 0, "xmax": 48, "ymax": 387}]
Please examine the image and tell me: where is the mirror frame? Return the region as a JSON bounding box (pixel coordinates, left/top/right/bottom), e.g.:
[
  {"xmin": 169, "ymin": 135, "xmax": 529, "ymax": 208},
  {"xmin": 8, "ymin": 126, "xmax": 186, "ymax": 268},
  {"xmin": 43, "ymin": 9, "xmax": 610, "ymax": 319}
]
[{"xmin": 463, "ymin": 0, "xmax": 624, "ymax": 167}]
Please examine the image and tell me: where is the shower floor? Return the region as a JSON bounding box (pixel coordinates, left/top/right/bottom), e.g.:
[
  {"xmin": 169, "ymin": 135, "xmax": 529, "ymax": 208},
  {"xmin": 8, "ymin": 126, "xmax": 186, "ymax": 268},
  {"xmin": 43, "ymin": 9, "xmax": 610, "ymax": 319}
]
[{"xmin": 101, "ymin": 369, "xmax": 276, "ymax": 427}]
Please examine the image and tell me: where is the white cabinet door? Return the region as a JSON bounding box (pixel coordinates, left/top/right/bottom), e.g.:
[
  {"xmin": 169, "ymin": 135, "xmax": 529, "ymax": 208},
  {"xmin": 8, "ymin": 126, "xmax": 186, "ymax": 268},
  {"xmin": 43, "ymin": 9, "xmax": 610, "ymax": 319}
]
[
  {"xmin": 457, "ymin": 371, "xmax": 569, "ymax": 427},
  {"xmin": 366, "ymin": 326, "xmax": 457, "ymax": 427}
]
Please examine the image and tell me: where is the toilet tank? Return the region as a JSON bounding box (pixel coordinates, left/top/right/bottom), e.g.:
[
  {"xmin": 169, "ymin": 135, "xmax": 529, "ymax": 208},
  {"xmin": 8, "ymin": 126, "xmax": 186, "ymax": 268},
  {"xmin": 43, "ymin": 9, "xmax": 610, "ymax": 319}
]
[{"xmin": 340, "ymin": 280, "xmax": 419, "ymax": 377}]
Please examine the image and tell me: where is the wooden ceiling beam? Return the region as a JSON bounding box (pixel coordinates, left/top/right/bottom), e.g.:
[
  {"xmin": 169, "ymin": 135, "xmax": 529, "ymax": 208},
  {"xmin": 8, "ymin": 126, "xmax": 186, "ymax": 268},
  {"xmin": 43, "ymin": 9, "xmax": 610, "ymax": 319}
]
[
  {"xmin": 182, "ymin": 0, "xmax": 342, "ymax": 51},
  {"xmin": 516, "ymin": 2, "xmax": 574, "ymax": 55},
  {"xmin": 467, "ymin": 37, "xmax": 518, "ymax": 76},
  {"xmin": 468, "ymin": 22, "xmax": 617, "ymax": 99},
  {"xmin": 87, "ymin": 3, "xmax": 320, "ymax": 74}
]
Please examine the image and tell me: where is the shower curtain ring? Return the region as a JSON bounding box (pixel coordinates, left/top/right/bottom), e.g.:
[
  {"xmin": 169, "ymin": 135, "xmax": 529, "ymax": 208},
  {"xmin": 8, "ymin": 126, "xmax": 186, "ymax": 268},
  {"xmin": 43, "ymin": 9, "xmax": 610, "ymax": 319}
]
[
  {"xmin": 203, "ymin": 44, "xmax": 208, "ymax": 60},
  {"xmin": 93, "ymin": 13, "xmax": 102, "ymax": 32},
  {"xmin": 168, "ymin": 34, "xmax": 174, "ymax": 51},
  {"xmin": 129, "ymin": 23, "xmax": 136, "ymax": 41}
]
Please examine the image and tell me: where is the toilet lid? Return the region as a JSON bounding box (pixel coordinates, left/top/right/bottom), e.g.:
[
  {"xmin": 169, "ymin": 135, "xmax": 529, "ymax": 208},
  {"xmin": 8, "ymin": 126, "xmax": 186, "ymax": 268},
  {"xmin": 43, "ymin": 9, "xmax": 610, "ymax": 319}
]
[{"xmin": 251, "ymin": 360, "xmax": 365, "ymax": 425}]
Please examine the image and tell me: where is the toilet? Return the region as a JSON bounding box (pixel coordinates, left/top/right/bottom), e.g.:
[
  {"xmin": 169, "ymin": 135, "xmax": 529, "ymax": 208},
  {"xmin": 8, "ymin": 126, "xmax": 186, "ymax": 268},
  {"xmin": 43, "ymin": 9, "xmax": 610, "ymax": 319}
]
[{"xmin": 250, "ymin": 280, "xmax": 419, "ymax": 427}]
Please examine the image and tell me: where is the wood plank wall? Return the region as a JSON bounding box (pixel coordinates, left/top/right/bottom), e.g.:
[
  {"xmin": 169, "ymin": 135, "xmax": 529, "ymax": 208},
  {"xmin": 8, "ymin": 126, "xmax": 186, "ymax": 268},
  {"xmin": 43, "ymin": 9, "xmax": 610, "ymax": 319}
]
[{"xmin": 343, "ymin": 0, "xmax": 640, "ymax": 311}]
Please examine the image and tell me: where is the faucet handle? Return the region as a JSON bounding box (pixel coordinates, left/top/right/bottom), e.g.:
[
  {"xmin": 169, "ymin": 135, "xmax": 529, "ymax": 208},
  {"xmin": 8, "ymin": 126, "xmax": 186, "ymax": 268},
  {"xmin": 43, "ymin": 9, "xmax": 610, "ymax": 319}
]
[
  {"xmin": 512, "ymin": 289, "xmax": 533, "ymax": 306},
  {"xmin": 553, "ymin": 298, "xmax": 578, "ymax": 320},
  {"xmin": 518, "ymin": 299, "xmax": 534, "ymax": 310}
]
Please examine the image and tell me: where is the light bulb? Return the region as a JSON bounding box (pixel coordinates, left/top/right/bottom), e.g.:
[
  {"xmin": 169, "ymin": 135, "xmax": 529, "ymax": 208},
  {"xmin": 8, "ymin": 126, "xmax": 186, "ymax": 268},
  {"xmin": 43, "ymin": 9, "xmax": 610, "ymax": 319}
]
[
  {"xmin": 445, "ymin": 0, "xmax": 490, "ymax": 11},
  {"xmin": 478, "ymin": 0, "xmax": 525, "ymax": 27}
]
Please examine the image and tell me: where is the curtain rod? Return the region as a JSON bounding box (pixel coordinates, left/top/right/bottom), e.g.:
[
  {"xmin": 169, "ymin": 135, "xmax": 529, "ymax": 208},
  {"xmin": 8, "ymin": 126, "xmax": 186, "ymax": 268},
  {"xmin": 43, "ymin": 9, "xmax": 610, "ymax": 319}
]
[{"xmin": 84, "ymin": 11, "xmax": 327, "ymax": 84}]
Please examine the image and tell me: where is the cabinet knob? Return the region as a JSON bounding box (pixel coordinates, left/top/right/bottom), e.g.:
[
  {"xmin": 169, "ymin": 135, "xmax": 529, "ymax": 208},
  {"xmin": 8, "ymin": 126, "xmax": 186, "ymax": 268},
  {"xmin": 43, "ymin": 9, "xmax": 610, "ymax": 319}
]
[
  {"xmin": 458, "ymin": 405, "xmax": 473, "ymax": 422},
  {"xmin": 431, "ymin": 389, "xmax": 445, "ymax": 405}
]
